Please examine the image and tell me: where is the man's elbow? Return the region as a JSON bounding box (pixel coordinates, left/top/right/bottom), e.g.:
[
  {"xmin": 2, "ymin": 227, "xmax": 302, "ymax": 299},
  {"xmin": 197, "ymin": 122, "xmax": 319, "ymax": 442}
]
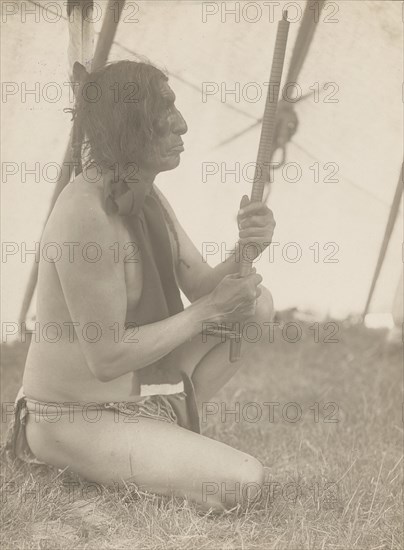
[
  {"xmin": 87, "ymin": 356, "xmax": 119, "ymax": 382},
  {"xmin": 87, "ymin": 352, "xmax": 146, "ymax": 382},
  {"xmin": 95, "ymin": 368, "xmax": 114, "ymax": 383},
  {"xmin": 89, "ymin": 362, "xmax": 114, "ymax": 382}
]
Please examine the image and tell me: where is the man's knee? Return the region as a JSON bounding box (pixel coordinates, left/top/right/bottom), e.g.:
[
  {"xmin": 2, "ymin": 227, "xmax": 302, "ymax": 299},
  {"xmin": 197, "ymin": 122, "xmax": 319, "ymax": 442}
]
[
  {"xmin": 237, "ymin": 455, "xmax": 265, "ymax": 506},
  {"xmin": 254, "ymin": 285, "xmax": 275, "ymax": 323},
  {"xmin": 207, "ymin": 455, "xmax": 264, "ymax": 511}
]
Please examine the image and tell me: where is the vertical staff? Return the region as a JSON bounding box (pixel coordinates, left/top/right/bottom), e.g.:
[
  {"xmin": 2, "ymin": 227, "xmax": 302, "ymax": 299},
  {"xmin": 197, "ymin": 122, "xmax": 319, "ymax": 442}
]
[{"xmin": 230, "ymin": 11, "xmax": 290, "ymax": 362}]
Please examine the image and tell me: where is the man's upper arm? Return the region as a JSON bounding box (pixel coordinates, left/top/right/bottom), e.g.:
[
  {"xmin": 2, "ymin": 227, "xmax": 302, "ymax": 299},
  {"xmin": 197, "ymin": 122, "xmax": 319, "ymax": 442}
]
[{"xmin": 52, "ymin": 201, "xmax": 127, "ymax": 375}]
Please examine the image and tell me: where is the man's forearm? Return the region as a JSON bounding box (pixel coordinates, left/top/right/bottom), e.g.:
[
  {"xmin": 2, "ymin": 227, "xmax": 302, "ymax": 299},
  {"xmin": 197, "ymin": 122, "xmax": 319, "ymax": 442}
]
[
  {"xmin": 92, "ymin": 295, "xmax": 217, "ymax": 381},
  {"xmin": 193, "ymin": 244, "xmax": 241, "ymax": 300}
]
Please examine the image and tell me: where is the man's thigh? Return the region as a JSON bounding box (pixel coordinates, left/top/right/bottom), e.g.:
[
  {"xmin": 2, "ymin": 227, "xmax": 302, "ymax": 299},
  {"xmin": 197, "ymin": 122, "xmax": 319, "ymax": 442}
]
[
  {"xmin": 26, "ymin": 412, "xmax": 263, "ymax": 510},
  {"xmin": 175, "ymin": 331, "xmax": 226, "ymax": 378}
]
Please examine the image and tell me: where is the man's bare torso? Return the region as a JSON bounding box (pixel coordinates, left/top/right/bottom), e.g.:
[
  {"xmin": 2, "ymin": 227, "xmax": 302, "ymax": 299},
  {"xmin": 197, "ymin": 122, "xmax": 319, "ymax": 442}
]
[{"xmin": 23, "ymin": 174, "xmax": 178, "ymax": 403}]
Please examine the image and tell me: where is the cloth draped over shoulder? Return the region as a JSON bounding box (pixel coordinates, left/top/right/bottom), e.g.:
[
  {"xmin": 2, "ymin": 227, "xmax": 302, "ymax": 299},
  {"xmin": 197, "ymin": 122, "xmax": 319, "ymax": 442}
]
[{"xmin": 102, "ymin": 169, "xmax": 189, "ymax": 396}]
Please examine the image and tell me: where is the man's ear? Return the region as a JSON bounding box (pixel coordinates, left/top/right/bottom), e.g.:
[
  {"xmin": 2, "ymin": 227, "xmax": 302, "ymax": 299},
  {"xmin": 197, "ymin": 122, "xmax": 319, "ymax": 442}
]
[{"xmin": 72, "ymin": 61, "xmax": 89, "ymax": 85}]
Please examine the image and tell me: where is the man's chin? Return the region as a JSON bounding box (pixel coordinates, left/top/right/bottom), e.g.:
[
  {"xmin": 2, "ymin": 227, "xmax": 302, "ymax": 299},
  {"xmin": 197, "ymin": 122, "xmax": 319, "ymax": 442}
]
[
  {"xmin": 143, "ymin": 153, "xmax": 182, "ymax": 175},
  {"xmin": 159, "ymin": 155, "xmax": 181, "ymax": 172}
]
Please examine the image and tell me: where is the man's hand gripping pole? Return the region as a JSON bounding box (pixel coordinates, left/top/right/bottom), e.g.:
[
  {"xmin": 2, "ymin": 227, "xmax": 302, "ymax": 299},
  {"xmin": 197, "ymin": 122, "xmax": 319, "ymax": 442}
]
[{"xmin": 204, "ymin": 11, "xmax": 290, "ymax": 362}]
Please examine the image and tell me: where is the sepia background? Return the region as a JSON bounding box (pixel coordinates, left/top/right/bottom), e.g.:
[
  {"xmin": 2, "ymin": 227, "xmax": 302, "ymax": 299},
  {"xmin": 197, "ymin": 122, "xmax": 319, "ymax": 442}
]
[{"xmin": 1, "ymin": 0, "xmax": 402, "ymax": 326}]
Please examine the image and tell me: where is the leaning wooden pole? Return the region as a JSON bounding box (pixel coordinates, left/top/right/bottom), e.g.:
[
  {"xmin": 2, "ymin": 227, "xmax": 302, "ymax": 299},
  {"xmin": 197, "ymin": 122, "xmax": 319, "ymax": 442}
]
[
  {"xmin": 362, "ymin": 162, "xmax": 404, "ymax": 318},
  {"xmin": 18, "ymin": 0, "xmax": 126, "ymax": 326},
  {"xmin": 230, "ymin": 12, "xmax": 290, "ymax": 361},
  {"xmin": 91, "ymin": 0, "xmax": 126, "ymax": 71},
  {"xmin": 285, "ymin": 0, "xmax": 325, "ymax": 85}
]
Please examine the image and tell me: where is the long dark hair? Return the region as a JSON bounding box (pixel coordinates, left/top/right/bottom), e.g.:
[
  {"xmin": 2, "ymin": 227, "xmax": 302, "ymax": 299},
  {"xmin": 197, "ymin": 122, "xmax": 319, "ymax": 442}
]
[
  {"xmin": 71, "ymin": 59, "xmax": 168, "ymax": 174},
  {"xmin": 69, "ymin": 59, "xmax": 189, "ymax": 268}
]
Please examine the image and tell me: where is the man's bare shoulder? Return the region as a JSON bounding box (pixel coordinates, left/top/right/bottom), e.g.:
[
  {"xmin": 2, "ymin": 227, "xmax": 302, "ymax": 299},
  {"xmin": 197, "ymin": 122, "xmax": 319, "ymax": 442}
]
[{"xmin": 44, "ymin": 177, "xmax": 111, "ymax": 242}]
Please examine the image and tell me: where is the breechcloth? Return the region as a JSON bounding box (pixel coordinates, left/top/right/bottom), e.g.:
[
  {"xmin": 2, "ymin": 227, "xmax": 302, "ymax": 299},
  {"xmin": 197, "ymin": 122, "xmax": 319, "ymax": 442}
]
[{"xmin": 5, "ymin": 377, "xmax": 200, "ymax": 466}]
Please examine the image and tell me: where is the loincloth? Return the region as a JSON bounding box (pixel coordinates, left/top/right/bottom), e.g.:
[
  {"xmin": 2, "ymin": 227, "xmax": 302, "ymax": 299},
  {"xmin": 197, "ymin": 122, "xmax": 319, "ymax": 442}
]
[{"xmin": 4, "ymin": 374, "xmax": 200, "ymax": 466}]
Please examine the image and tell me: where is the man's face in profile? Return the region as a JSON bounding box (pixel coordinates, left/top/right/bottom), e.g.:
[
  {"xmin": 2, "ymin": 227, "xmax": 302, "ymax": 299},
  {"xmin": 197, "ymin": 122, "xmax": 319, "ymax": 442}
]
[{"xmin": 141, "ymin": 81, "xmax": 188, "ymax": 176}]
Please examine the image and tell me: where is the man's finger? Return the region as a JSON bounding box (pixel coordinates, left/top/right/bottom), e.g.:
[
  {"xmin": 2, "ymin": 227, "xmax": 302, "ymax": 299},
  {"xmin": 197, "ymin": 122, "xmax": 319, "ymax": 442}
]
[
  {"xmin": 239, "ymin": 195, "xmax": 250, "ymax": 210},
  {"xmin": 239, "ymin": 215, "xmax": 271, "ymax": 229},
  {"xmin": 238, "ymin": 202, "xmax": 269, "ymax": 216},
  {"xmin": 239, "ymin": 227, "xmax": 267, "ymax": 238}
]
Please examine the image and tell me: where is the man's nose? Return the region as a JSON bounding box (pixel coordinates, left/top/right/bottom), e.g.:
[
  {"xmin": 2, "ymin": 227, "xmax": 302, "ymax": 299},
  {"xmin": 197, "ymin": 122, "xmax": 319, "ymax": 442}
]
[{"xmin": 173, "ymin": 108, "xmax": 188, "ymax": 135}]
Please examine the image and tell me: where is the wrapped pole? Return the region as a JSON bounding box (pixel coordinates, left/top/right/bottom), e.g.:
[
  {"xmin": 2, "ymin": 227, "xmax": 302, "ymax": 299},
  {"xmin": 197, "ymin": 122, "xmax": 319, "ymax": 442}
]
[{"xmin": 230, "ymin": 11, "xmax": 290, "ymax": 361}]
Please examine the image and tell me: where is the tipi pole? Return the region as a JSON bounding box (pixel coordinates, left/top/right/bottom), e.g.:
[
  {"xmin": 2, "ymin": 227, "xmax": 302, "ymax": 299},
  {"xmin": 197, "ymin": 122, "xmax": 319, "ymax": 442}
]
[
  {"xmin": 363, "ymin": 163, "xmax": 403, "ymax": 318},
  {"xmin": 18, "ymin": 0, "xmax": 126, "ymax": 326}
]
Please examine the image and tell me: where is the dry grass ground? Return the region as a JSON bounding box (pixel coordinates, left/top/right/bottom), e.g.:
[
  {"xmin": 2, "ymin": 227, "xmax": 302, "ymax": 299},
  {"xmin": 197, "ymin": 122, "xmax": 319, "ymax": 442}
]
[{"xmin": 1, "ymin": 322, "xmax": 403, "ymax": 549}]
